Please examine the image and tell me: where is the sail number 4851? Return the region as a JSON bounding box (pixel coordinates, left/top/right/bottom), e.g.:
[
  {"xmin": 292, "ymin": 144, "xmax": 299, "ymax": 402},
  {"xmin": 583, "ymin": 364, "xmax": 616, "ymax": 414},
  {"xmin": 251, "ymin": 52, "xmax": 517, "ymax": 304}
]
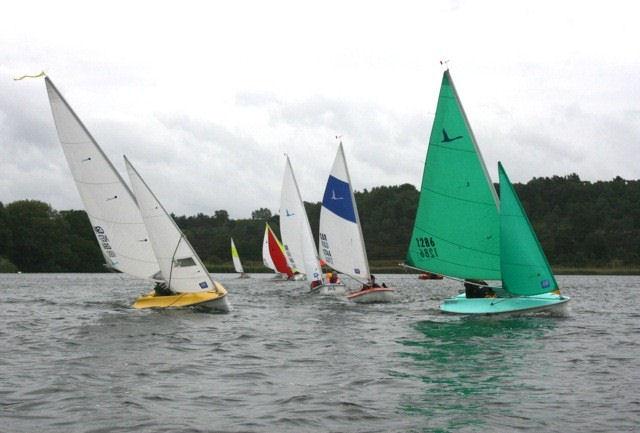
[{"xmin": 416, "ymin": 236, "xmax": 438, "ymax": 258}]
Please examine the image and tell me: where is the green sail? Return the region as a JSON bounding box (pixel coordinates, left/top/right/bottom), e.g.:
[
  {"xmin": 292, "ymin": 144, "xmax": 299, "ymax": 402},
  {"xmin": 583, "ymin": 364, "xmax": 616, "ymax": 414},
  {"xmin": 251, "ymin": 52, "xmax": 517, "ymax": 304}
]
[
  {"xmin": 499, "ymin": 162, "xmax": 558, "ymax": 295},
  {"xmin": 406, "ymin": 71, "xmax": 501, "ymax": 280}
]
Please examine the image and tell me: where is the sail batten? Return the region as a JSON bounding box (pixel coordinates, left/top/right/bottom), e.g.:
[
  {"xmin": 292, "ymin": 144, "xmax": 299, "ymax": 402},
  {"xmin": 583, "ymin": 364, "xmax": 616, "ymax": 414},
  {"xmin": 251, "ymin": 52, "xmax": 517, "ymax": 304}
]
[
  {"xmin": 406, "ymin": 70, "xmax": 501, "ymax": 280},
  {"xmin": 45, "ymin": 77, "xmax": 160, "ymax": 280}
]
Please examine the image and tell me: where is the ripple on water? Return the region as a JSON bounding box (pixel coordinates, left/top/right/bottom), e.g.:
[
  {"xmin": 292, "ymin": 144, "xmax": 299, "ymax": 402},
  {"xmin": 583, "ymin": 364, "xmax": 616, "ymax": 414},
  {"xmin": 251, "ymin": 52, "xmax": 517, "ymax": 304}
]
[{"xmin": 1, "ymin": 274, "xmax": 639, "ymax": 432}]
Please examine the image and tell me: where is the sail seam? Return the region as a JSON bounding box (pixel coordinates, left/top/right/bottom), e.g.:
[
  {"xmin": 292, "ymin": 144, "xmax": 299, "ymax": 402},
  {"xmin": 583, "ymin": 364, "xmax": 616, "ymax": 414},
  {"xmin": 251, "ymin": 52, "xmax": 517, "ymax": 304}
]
[{"xmin": 421, "ymin": 186, "xmax": 496, "ymax": 207}]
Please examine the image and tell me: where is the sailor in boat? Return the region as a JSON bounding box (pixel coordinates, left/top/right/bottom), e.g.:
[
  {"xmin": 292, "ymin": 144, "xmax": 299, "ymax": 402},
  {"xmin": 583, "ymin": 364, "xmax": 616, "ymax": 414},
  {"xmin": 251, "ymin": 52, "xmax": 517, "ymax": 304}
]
[
  {"xmin": 153, "ymin": 281, "xmax": 174, "ymax": 296},
  {"xmin": 361, "ymin": 274, "xmax": 385, "ymax": 291},
  {"xmin": 310, "ymin": 279, "xmax": 322, "ymax": 290},
  {"xmin": 328, "ymin": 271, "xmax": 339, "ymax": 284},
  {"xmin": 463, "ymin": 279, "xmax": 496, "ymax": 298}
]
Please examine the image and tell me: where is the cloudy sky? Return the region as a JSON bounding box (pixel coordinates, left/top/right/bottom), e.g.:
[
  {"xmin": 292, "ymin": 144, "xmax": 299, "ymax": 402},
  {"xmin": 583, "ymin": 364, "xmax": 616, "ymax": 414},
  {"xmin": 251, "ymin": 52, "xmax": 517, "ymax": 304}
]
[{"xmin": 1, "ymin": 0, "xmax": 639, "ymax": 218}]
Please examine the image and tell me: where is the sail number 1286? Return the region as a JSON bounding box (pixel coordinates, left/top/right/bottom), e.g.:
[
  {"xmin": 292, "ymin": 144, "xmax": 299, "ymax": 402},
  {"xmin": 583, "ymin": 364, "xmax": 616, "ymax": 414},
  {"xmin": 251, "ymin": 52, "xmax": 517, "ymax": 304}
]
[{"xmin": 416, "ymin": 236, "xmax": 438, "ymax": 259}]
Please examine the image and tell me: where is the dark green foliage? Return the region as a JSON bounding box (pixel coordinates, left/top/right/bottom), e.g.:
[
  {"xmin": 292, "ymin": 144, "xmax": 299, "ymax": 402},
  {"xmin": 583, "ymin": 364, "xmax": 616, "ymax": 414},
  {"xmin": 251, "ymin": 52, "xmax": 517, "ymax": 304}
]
[
  {"xmin": 251, "ymin": 208, "xmax": 272, "ymax": 220},
  {"xmin": 3, "ymin": 175, "xmax": 640, "ymax": 272}
]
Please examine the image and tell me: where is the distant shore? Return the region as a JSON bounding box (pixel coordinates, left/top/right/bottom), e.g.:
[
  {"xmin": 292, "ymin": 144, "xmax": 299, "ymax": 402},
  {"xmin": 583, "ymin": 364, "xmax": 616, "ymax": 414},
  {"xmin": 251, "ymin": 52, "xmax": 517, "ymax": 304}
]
[
  {"xmin": 2, "ymin": 261, "xmax": 639, "ymax": 275},
  {"xmin": 201, "ymin": 261, "xmax": 640, "ymax": 276}
]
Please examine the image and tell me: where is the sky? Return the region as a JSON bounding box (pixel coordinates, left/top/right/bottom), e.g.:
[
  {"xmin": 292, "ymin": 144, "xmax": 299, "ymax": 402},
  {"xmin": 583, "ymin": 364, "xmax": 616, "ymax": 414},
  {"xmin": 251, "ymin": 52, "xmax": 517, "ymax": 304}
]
[{"xmin": 1, "ymin": 0, "xmax": 639, "ymax": 218}]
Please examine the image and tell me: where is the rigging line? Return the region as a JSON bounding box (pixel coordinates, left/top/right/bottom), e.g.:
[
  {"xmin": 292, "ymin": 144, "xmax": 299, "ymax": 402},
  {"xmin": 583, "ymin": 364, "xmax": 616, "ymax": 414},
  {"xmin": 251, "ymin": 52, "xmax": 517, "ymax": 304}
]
[{"xmin": 168, "ymin": 235, "xmax": 184, "ymax": 291}]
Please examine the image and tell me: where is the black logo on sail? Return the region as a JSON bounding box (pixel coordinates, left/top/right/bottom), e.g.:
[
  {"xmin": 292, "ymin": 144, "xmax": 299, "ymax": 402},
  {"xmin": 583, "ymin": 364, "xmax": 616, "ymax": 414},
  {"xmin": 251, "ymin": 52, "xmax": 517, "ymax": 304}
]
[{"xmin": 441, "ymin": 129, "xmax": 462, "ymax": 143}]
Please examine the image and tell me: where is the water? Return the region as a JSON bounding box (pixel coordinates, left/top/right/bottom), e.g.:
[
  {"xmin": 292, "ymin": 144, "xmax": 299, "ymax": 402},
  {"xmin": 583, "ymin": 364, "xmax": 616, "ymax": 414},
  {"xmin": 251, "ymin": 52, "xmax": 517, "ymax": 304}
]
[{"xmin": 1, "ymin": 274, "xmax": 638, "ymax": 432}]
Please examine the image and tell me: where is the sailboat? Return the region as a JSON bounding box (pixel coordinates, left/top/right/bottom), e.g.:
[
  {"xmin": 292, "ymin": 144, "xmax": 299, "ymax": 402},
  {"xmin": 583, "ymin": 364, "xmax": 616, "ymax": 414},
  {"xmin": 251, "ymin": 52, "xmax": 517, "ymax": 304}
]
[
  {"xmin": 319, "ymin": 143, "xmax": 394, "ymax": 303},
  {"xmin": 230, "ymin": 238, "xmax": 249, "ymax": 278},
  {"xmin": 45, "ymin": 76, "xmax": 228, "ymax": 311},
  {"xmin": 280, "ymin": 156, "xmax": 345, "ymax": 294},
  {"xmin": 124, "ymin": 157, "xmax": 230, "ymax": 311},
  {"xmin": 404, "ymin": 69, "xmax": 569, "ymax": 315},
  {"xmin": 262, "ymin": 223, "xmax": 294, "ymax": 279}
]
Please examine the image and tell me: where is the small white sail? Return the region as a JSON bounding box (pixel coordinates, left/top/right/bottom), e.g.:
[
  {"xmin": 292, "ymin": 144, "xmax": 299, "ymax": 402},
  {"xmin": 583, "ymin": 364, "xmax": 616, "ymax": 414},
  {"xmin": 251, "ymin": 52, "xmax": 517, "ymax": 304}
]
[
  {"xmin": 262, "ymin": 224, "xmax": 277, "ymax": 271},
  {"xmin": 124, "ymin": 156, "xmax": 222, "ymax": 294},
  {"xmin": 45, "ymin": 78, "xmax": 160, "ymax": 280},
  {"xmin": 319, "ymin": 143, "xmax": 370, "ymax": 283},
  {"xmin": 230, "ymin": 238, "xmax": 244, "ymax": 274},
  {"xmin": 279, "ymin": 156, "xmax": 323, "ymax": 283}
]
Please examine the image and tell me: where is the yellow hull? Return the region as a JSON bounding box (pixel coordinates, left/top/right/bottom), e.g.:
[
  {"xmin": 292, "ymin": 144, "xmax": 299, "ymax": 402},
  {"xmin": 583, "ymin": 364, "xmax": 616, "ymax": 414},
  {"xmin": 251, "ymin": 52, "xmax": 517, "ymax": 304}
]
[{"xmin": 133, "ymin": 282, "xmax": 230, "ymax": 312}]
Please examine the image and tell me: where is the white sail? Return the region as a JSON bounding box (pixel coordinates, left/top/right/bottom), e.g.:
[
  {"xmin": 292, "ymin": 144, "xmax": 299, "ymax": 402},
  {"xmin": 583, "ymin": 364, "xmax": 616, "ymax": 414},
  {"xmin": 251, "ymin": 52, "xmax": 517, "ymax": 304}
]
[
  {"xmin": 279, "ymin": 156, "xmax": 323, "ymax": 283},
  {"xmin": 262, "ymin": 224, "xmax": 276, "ymax": 271},
  {"xmin": 230, "ymin": 238, "xmax": 244, "ymax": 274},
  {"xmin": 319, "ymin": 143, "xmax": 370, "ymax": 283},
  {"xmin": 124, "ymin": 156, "xmax": 222, "ymax": 294},
  {"xmin": 45, "ymin": 77, "xmax": 160, "ymax": 280}
]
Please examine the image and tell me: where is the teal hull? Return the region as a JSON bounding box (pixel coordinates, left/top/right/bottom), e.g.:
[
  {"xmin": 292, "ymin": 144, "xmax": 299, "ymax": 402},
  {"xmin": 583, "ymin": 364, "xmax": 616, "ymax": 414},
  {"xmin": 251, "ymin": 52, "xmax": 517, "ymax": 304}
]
[{"xmin": 440, "ymin": 292, "xmax": 570, "ymax": 315}]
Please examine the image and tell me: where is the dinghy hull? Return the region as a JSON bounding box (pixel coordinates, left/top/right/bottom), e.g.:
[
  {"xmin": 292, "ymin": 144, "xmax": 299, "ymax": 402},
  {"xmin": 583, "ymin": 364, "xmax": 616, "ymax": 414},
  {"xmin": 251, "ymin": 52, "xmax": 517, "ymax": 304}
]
[
  {"xmin": 347, "ymin": 287, "xmax": 395, "ymax": 303},
  {"xmin": 440, "ymin": 292, "xmax": 569, "ymax": 315},
  {"xmin": 310, "ymin": 283, "xmax": 347, "ymax": 295},
  {"xmin": 133, "ymin": 282, "xmax": 230, "ymax": 312}
]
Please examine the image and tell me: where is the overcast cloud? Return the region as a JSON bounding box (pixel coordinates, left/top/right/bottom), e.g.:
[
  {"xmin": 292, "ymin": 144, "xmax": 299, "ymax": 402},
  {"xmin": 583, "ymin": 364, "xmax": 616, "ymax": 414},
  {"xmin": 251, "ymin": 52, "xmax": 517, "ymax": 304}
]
[{"xmin": 1, "ymin": 0, "xmax": 639, "ymax": 217}]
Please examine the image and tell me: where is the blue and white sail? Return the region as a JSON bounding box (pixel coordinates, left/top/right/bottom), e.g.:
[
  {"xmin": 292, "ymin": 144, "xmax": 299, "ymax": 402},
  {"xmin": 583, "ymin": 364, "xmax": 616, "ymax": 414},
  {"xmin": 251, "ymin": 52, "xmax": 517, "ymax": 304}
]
[{"xmin": 319, "ymin": 143, "xmax": 370, "ymax": 283}]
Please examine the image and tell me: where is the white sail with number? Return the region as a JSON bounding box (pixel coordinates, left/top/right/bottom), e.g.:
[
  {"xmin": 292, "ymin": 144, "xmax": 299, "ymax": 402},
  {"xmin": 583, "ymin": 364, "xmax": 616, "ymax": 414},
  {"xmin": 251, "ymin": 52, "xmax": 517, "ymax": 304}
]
[{"xmin": 45, "ymin": 77, "xmax": 160, "ymax": 280}]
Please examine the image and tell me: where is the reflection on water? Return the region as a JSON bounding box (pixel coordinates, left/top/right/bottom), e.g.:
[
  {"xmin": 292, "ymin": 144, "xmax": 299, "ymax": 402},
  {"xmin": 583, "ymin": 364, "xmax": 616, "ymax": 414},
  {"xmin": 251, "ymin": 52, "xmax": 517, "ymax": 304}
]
[{"xmin": 396, "ymin": 317, "xmax": 556, "ymax": 432}]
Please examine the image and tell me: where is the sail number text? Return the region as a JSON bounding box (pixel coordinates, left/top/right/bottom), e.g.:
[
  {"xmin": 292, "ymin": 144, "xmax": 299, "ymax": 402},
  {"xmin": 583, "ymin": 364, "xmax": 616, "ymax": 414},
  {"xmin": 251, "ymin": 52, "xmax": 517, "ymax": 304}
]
[
  {"xmin": 415, "ymin": 236, "xmax": 438, "ymax": 259},
  {"xmin": 319, "ymin": 232, "xmax": 334, "ymax": 265}
]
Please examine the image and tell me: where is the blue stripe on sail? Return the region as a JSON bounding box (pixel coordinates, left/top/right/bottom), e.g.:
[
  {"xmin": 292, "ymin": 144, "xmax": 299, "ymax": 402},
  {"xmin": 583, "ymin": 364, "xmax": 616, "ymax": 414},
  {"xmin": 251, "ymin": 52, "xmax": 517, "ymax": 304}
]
[{"xmin": 322, "ymin": 175, "xmax": 356, "ymax": 223}]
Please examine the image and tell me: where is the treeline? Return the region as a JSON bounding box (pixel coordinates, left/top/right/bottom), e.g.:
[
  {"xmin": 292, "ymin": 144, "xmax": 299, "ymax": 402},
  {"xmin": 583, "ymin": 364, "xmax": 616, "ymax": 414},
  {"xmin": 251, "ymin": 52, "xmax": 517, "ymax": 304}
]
[{"xmin": 2, "ymin": 175, "xmax": 640, "ymax": 273}]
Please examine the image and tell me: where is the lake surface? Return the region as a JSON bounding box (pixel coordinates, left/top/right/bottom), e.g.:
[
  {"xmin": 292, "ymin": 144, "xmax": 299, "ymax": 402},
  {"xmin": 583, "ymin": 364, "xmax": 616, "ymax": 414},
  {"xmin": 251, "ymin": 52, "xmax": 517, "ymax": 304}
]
[{"xmin": 1, "ymin": 274, "xmax": 638, "ymax": 432}]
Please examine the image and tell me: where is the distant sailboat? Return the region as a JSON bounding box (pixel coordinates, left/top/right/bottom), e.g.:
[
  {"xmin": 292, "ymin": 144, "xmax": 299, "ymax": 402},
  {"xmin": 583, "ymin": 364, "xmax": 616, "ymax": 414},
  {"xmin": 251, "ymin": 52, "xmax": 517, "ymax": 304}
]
[
  {"xmin": 262, "ymin": 223, "xmax": 294, "ymax": 279},
  {"xmin": 404, "ymin": 69, "xmax": 569, "ymax": 315},
  {"xmin": 280, "ymin": 156, "xmax": 345, "ymax": 294},
  {"xmin": 319, "ymin": 143, "xmax": 394, "ymax": 303},
  {"xmin": 230, "ymin": 238, "xmax": 249, "ymax": 278},
  {"xmin": 124, "ymin": 157, "xmax": 230, "ymax": 311}
]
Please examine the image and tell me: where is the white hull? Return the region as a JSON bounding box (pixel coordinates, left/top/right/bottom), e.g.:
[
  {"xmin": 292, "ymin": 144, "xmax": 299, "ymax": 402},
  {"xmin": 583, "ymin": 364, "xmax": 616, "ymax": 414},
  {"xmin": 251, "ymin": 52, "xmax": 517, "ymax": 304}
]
[
  {"xmin": 310, "ymin": 283, "xmax": 347, "ymax": 295},
  {"xmin": 347, "ymin": 287, "xmax": 395, "ymax": 303},
  {"xmin": 196, "ymin": 295, "xmax": 231, "ymax": 313}
]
